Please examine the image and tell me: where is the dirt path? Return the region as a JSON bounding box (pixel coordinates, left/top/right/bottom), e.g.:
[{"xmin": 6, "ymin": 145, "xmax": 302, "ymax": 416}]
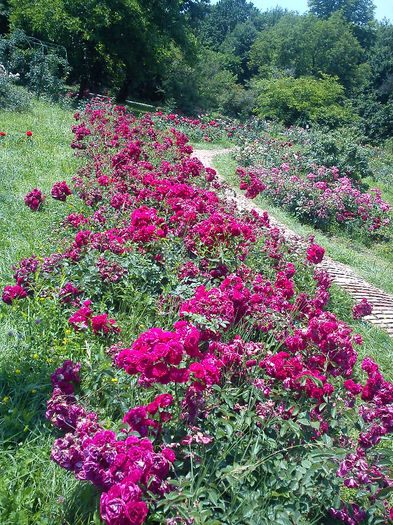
[{"xmin": 193, "ymin": 148, "xmax": 393, "ymax": 337}]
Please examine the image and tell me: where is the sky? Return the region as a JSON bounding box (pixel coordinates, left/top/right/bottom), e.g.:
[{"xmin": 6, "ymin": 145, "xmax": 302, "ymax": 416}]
[{"xmin": 211, "ymin": 1, "xmax": 393, "ymax": 22}]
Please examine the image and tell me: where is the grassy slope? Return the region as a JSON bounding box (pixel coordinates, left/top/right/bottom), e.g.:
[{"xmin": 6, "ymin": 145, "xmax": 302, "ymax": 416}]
[
  {"xmin": 0, "ymin": 100, "xmax": 79, "ymax": 282},
  {"xmin": 213, "ymin": 152, "xmax": 393, "ymax": 296},
  {"xmin": 0, "ymin": 101, "xmax": 103, "ymax": 525}
]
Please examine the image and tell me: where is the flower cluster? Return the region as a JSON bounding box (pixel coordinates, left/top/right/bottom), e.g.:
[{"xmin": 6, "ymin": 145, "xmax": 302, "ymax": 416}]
[
  {"xmin": 307, "ymin": 243, "xmax": 325, "ymax": 264},
  {"xmin": 116, "ymin": 325, "xmax": 199, "ymax": 386},
  {"xmin": 46, "ymin": 360, "xmax": 175, "ymax": 525},
  {"xmin": 69, "ymin": 300, "xmax": 120, "ymax": 335},
  {"xmin": 235, "ymin": 164, "xmax": 391, "ymax": 236},
  {"xmin": 51, "ymin": 180, "xmax": 72, "ymax": 201},
  {"xmin": 5, "ymin": 101, "xmax": 393, "ymax": 524},
  {"xmin": 24, "ymin": 188, "xmax": 45, "ymax": 210},
  {"xmin": 2, "ymin": 284, "xmax": 27, "ymax": 304},
  {"xmin": 353, "ymin": 298, "xmax": 373, "ymax": 319}
]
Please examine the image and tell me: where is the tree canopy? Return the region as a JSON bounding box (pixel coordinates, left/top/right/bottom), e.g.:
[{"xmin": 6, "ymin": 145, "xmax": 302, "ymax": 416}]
[
  {"xmin": 254, "ymin": 74, "xmax": 351, "ymax": 126},
  {"xmin": 307, "ymin": 0, "xmax": 375, "ymax": 26},
  {"xmin": 249, "ymin": 12, "xmax": 364, "ymax": 90},
  {"xmin": 9, "ymin": 0, "xmax": 204, "ymax": 98},
  {"xmin": 2, "ymin": 0, "xmax": 393, "ymax": 142}
]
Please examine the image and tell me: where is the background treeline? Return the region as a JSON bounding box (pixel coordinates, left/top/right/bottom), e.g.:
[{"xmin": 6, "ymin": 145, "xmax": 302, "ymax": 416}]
[{"xmin": 1, "ymin": 0, "xmax": 393, "ymax": 142}]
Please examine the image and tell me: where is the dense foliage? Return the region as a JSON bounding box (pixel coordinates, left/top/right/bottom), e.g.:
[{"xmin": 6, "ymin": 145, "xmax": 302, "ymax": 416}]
[
  {"xmin": 0, "ymin": 29, "xmax": 69, "ymax": 103},
  {"xmin": 0, "ymin": 0, "xmax": 391, "ymax": 143}
]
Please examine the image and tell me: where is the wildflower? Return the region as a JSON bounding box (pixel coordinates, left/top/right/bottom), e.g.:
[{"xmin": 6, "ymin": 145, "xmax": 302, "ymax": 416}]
[
  {"xmin": 15, "ymin": 369, "xmax": 21, "ymax": 374},
  {"xmin": 3, "ymin": 396, "xmax": 9, "ymax": 402},
  {"xmin": 0, "ymin": 131, "xmax": 6, "ymax": 136},
  {"xmin": 26, "ymin": 130, "xmax": 32, "ymax": 136}
]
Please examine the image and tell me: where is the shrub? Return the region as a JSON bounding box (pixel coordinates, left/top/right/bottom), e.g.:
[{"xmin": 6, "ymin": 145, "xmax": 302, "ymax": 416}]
[
  {"xmin": 254, "ymin": 75, "xmax": 354, "ymax": 127},
  {"xmin": 0, "ymin": 71, "xmax": 31, "ymax": 111},
  {"xmin": 303, "ymin": 127, "xmax": 373, "ymax": 182},
  {"xmin": 0, "ymin": 30, "xmax": 69, "ymax": 100},
  {"xmin": 235, "ymin": 163, "xmax": 391, "ymax": 238}
]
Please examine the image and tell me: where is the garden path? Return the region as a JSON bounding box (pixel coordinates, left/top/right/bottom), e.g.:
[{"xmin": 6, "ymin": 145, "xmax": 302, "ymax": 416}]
[{"xmin": 194, "ymin": 148, "xmax": 393, "ymax": 338}]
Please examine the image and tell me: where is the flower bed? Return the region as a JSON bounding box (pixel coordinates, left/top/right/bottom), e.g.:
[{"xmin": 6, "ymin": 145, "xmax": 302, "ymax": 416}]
[
  {"xmin": 235, "ymin": 163, "xmax": 391, "ymax": 237},
  {"xmin": 3, "ymin": 102, "xmax": 393, "ymax": 524}
]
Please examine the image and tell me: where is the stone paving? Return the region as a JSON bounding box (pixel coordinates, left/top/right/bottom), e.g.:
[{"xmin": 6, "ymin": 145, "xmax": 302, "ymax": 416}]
[{"xmin": 193, "ymin": 148, "xmax": 393, "ymax": 338}]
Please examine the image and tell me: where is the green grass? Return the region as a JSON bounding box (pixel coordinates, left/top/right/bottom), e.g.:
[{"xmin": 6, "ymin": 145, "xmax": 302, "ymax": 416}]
[
  {"xmin": 0, "ymin": 100, "xmax": 103, "ymax": 525},
  {"xmin": 213, "ymin": 152, "xmax": 393, "ymax": 296},
  {"xmin": 0, "ymin": 100, "xmax": 80, "ymax": 284}
]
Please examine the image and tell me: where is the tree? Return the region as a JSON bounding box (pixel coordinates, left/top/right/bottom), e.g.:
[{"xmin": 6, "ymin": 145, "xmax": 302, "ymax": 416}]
[
  {"xmin": 199, "ymin": 0, "xmax": 261, "ymax": 49},
  {"xmin": 0, "ymin": 0, "xmax": 10, "ymax": 33},
  {"xmin": 354, "ymin": 22, "xmax": 393, "ymax": 140},
  {"xmin": 220, "ymin": 20, "xmax": 259, "ymax": 81},
  {"xmin": 308, "ymin": 0, "xmax": 376, "ymax": 48},
  {"xmin": 249, "ymin": 12, "xmax": 364, "ymax": 91},
  {"xmin": 307, "ymin": 0, "xmax": 375, "ymax": 26},
  {"xmin": 368, "ymin": 22, "xmax": 393, "ymax": 102},
  {"xmin": 9, "ymin": 0, "xmax": 204, "ymax": 100}
]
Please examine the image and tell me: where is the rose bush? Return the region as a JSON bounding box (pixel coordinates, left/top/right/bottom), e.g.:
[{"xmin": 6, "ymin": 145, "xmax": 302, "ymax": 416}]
[{"xmin": 3, "ymin": 101, "xmax": 393, "ymax": 524}]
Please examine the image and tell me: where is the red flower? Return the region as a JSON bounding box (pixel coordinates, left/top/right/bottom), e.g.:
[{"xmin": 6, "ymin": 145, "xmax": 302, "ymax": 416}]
[
  {"xmin": 26, "ymin": 131, "xmax": 32, "ymax": 137},
  {"xmin": 0, "ymin": 131, "xmax": 6, "ymax": 136},
  {"xmin": 52, "ymin": 181, "xmax": 72, "ymax": 201},
  {"xmin": 91, "ymin": 313, "xmax": 121, "ymax": 335},
  {"xmin": 2, "ymin": 285, "xmax": 28, "ymax": 304},
  {"xmin": 162, "ymin": 448, "xmax": 176, "ymax": 462}
]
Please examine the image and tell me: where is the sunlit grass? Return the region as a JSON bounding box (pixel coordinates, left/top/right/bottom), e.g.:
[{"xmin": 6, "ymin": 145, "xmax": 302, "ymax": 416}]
[{"xmin": 0, "ymin": 100, "xmax": 79, "ymax": 284}]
